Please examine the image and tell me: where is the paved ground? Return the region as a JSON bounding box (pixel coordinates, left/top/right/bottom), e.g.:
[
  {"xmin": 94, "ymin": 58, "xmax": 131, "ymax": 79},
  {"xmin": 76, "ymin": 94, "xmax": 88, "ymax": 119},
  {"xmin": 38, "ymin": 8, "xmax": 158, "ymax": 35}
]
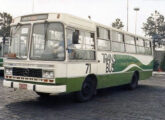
[{"xmin": 0, "ymin": 75, "xmax": 165, "ymax": 120}]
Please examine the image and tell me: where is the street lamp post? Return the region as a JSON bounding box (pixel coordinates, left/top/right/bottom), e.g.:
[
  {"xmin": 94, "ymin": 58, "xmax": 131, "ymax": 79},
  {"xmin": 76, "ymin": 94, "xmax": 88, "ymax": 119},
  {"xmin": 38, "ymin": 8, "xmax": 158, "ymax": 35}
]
[
  {"xmin": 134, "ymin": 7, "xmax": 140, "ymax": 35},
  {"xmin": 127, "ymin": 0, "xmax": 129, "ymax": 31},
  {"xmin": 32, "ymin": 0, "xmax": 35, "ymax": 13}
]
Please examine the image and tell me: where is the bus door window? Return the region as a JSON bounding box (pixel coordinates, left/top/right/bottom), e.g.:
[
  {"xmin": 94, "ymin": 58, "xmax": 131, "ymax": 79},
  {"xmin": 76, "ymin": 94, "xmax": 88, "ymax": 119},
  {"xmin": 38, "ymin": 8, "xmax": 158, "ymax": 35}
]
[
  {"xmin": 66, "ymin": 28, "xmax": 95, "ymax": 60},
  {"xmin": 67, "ymin": 29, "xmax": 81, "ymax": 49},
  {"xmin": 46, "ymin": 23, "xmax": 65, "ymax": 59},
  {"xmin": 66, "ymin": 28, "xmax": 77, "ymax": 59}
]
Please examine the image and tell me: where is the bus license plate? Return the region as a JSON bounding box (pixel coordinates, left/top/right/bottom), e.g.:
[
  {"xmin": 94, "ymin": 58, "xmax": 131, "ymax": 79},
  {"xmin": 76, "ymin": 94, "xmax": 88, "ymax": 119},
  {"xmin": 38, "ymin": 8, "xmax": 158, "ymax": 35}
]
[{"xmin": 19, "ymin": 83, "xmax": 27, "ymax": 89}]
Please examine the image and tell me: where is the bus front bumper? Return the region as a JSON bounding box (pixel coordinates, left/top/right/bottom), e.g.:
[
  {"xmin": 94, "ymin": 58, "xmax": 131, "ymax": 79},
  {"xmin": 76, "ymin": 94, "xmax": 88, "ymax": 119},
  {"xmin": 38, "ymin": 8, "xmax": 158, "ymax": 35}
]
[{"xmin": 3, "ymin": 80, "xmax": 66, "ymax": 94}]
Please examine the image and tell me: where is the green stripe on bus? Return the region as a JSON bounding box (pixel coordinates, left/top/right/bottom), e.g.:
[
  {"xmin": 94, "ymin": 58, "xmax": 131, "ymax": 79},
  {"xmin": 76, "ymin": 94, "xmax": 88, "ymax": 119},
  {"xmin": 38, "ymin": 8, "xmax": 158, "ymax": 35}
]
[
  {"xmin": 64, "ymin": 71, "xmax": 152, "ymax": 93},
  {"xmin": 113, "ymin": 55, "xmax": 153, "ymax": 72}
]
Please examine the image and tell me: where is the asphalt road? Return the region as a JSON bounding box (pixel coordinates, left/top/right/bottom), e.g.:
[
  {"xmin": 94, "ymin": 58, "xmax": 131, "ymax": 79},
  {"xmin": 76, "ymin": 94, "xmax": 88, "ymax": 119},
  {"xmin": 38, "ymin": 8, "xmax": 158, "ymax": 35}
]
[{"xmin": 0, "ymin": 75, "xmax": 165, "ymax": 120}]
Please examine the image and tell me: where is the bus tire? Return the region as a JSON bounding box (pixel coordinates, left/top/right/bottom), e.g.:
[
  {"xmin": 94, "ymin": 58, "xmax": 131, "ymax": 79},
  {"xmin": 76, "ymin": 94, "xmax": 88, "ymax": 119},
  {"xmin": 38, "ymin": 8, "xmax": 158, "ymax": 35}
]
[
  {"xmin": 75, "ymin": 76, "xmax": 97, "ymax": 102},
  {"xmin": 36, "ymin": 92, "xmax": 50, "ymax": 98},
  {"xmin": 128, "ymin": 72, "xmax": 139, "ymax": 90}
]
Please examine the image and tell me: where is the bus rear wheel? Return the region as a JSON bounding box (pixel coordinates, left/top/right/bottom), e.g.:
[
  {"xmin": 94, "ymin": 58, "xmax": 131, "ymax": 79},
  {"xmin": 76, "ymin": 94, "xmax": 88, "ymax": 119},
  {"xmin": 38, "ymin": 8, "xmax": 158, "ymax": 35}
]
[
  {"xmin": 128, "ymin": 73, "xmax": 139, "ymax": 90},
  {"xmin": 75, "ymin": 76, "xmax": 97, "ymax": 102}
]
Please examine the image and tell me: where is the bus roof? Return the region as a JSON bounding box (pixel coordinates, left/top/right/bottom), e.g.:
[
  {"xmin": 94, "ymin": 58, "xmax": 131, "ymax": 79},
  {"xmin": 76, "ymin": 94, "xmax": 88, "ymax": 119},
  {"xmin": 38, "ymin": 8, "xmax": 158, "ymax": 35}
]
[{"xmin": 12, "ymin": 13, "xmax": 151, "ymax": 41}]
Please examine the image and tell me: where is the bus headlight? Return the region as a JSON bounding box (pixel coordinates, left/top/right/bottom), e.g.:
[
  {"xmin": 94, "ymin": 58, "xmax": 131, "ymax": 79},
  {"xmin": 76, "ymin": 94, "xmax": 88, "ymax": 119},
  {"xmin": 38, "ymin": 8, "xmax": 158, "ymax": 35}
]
[
  {"xmin": 5, "ymin": 68, "xmax": 13, "ymax": 75},
  {"xmin": 42, "ymin": 70, "xmax": 54, "ymax": 79}
]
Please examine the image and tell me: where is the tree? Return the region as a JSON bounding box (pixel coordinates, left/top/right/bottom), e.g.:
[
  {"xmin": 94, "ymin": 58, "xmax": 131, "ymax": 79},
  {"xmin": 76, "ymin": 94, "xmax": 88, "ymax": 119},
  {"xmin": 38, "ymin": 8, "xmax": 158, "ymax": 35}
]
[
  {"xmin": 0, "ymin": 12, "xmax": 12, "ymax": 43},
  {"xmin": 112, "ymin": 18, "xmax": 124, "ymax": 29},
  {"xmin": 143, "ymin": 10, "xmax": 165, "ymax": 50}
]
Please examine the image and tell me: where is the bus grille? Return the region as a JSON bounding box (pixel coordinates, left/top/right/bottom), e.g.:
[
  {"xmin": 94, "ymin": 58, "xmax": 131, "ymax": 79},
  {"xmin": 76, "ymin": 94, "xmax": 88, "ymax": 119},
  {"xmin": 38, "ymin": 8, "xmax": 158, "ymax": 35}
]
[{"xmin": 12, "ymin": 68, "xmax": 42, "ymax": 78}]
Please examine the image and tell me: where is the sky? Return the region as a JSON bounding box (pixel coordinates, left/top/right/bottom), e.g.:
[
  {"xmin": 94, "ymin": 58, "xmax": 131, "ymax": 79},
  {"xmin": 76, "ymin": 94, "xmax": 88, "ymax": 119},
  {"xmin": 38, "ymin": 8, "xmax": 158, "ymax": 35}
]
[{"xmin": 0, "ymin": 0, "xmax": 165, "ymax": 36}]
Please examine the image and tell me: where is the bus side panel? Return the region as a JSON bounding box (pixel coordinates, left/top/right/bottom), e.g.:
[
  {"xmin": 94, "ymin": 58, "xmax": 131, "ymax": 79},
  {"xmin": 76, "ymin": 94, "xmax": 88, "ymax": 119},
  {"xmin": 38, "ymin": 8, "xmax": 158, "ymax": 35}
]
[
  {"xmin": 96, "ymin": 52, "xmax": 134, "ymax": 89},
  {"xmin": 66, "ymin": 77, "xmax": 85, "ymax": 93},
  {"xmin": 54, "ymin": 63, "xmax": 67, "ymax": 85},
  {"xmin": 97, "ymin": 72, "xmax": 133, "ymax": 89},
  {"xmin": 66, "ymin": 63, "xmax": 98, "ymax": 93},
  {"xmin": 96, "ymin": 52, "xmax": 153, "ymax": 89}
]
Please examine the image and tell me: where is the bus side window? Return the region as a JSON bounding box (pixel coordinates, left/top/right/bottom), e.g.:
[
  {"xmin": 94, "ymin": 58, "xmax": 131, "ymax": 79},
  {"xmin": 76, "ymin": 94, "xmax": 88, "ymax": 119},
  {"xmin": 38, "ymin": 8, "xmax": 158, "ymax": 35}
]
[
  {"xmin": 83, "ymin": 32, "xmax": 95, "ymax": 50},
  {"xmin": 97, "ymin": 27, "xmax": 110, "ymax": 51},
  {"xmin": 136, "ymin": 38, "xmax": 145, "ymax": 55},
  {"xmin": 144, "ymin": 40, "xmax": 152, "ymax": 55},
  {"xmin": 125, "ymin": 35, "xmax": 136, "ymax": 53},
  {"xmin": 111, "ymin": 31, "xmax": 125, "ymax": 52}
]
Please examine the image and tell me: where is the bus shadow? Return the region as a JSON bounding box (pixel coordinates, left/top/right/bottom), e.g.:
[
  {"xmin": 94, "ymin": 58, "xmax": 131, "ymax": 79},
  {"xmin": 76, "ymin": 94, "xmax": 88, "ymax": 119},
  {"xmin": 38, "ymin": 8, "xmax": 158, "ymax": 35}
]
[{"xmin": 4, "ymin": 84, "xmax": 159, "ymax": 107}]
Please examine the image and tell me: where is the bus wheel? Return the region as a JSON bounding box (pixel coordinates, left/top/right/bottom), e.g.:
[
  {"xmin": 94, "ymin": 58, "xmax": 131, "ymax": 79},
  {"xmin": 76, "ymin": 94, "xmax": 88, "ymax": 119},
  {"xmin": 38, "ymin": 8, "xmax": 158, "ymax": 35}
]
[
  {"xmin": 36, "ymin": 92, "xmax": 50, "ymax": 98},
  {"xmin": 128, "ymin": 73, "xmax": 139, "ymax": 90},
  {"xmin": 75, "ymin": 76, "xmax": 96, "ymax": 102}
]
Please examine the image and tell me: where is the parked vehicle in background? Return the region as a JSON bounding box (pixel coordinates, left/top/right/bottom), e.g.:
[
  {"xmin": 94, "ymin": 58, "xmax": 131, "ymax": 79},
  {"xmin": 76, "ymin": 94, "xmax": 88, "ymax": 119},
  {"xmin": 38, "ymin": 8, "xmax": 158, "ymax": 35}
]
[
  {"xmin": 0, "ymin": 37, "xmax": 9, "ymax": 75},
  {"xmin": 3, "ymin": 13, "xmax": 153, "ymax": 102}
]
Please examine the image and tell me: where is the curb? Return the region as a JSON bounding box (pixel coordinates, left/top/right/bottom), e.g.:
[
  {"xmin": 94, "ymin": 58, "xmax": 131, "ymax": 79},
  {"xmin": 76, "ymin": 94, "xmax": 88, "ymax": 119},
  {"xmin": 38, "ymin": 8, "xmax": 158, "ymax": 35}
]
[{"xmin": 153, "ymin": 72, "xmax": 165, "ymax": 75}]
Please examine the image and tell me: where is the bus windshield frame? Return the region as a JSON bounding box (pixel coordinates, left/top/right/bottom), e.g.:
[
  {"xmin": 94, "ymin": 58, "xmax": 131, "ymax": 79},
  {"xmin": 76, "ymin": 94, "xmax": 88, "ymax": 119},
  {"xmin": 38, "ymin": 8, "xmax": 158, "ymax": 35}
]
[
  {"xmin": 9, "ymin": 24, "xmax": 31, "ymax": 59},
  {"xmin": 30, "ymin": 22, "xmax": 65, "ymax": 61}
]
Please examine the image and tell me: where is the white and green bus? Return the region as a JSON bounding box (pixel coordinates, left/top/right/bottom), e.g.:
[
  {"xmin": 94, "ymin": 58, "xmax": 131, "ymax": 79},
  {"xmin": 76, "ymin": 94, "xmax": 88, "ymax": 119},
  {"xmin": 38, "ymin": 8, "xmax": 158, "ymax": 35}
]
[{"xmin": 3, "ymin": 13, "xmax": 153, "ymax": 102}]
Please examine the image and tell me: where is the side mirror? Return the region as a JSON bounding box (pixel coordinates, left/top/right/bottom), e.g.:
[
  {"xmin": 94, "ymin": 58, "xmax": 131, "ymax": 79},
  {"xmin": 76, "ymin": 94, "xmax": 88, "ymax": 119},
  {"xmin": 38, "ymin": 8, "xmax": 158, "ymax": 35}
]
[{"xmin": 72, "ymin": 30, "xmax": 79, "ymax": 44}]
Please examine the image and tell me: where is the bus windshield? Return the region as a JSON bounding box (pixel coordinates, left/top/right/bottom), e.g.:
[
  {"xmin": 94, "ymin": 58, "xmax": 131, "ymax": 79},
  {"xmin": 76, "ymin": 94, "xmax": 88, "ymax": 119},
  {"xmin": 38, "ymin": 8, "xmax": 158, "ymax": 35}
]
[
  {"xmin": 30, "ymin": 22, "xmax": 65, "ymax": 61},
  {"xmin": 9, "ymin": 24, "xmax": 31, "ymax": 59}
]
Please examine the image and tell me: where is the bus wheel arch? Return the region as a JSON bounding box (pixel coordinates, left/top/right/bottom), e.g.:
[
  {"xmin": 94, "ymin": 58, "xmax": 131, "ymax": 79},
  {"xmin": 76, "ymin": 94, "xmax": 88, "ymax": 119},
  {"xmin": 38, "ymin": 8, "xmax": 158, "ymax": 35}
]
[
  {"xmin": 75, "ymin": 74, "xmax": 97, "ymax": 102},
  {"xmin": 128, "ymin": 71, "xmax": 139, "ymax": 90},
  {"xmin": 86, "ymin": 74, "xmax": 97, "ymax": 88}
]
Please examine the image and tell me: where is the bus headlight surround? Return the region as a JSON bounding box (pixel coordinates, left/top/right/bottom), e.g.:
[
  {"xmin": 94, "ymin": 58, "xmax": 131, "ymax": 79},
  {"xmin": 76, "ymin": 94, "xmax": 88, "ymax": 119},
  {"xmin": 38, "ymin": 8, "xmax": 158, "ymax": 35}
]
[
  {"xmin": 5, "ymin": 68, "xmax": 13, "ymax": 75},
  {"xmin": 42, "ymin": 70, "xmax": 54, "ymax": 79}
]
